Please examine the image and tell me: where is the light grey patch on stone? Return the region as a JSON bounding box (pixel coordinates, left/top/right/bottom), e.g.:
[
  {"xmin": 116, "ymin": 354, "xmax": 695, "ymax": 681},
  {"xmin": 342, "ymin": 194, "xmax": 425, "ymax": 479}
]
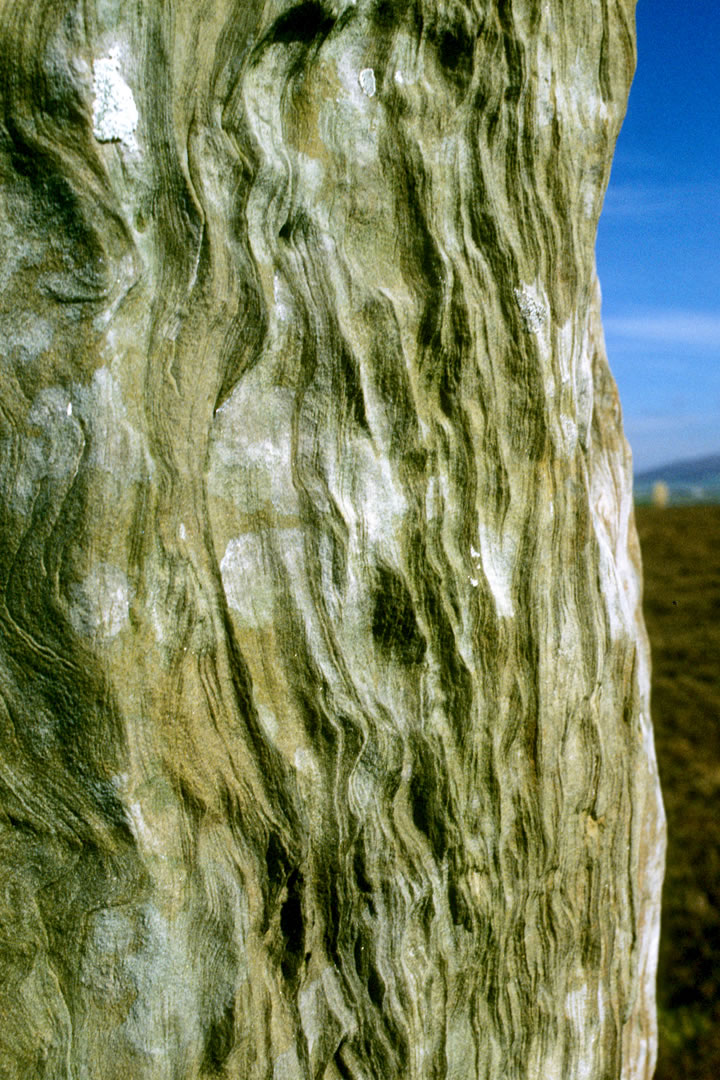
[
  {"xmin": 0, "ymin": 215, "xmax": 44, "ymax": 293},
  {"xmin": 209, "ymin": 373, "xmax": 297, "ymax": 516},
  {"xmin": 68, "ymin": 562, "xmax": 132, "ymax": 641},
  {"xmin": 474, "ymin": 524, "xmax": 517, "ymax": 619},
  {"xmin": 220, "ymin": 535, "xmax": 273, "ymax": 628},
  {"xmin": 74, "ymin": 366, "xmax": 150, "ymax": 481},
  {"xmin": 514, "ymin": 285, "xmax": 547, "ymax": 333},
  {"xmin": 299, "ymin": 966, "xmax": 357, "ymax": 1069},
  {"xmin": 80, "ymin": 908, "xmax": 137, "ymax": 1005},
  {"xmin": 0, "ymin": 310, "xmax": 54, "ymax": 364},
  {"xmin": 27, "ymin": 386, "xmax": 84, "ymax": 477},
  {"xmin": 92, "ymin": 48, "xmax": 138, "ymax": 150},
  {"xmin": 358, "ymin": 67, "xmax": 376, "ymax": 97},
  {"xmin": 220, "ymin": 534, "xmax": 278, "ymax": 629},
  {"xmin": 115, "ymin": 903, "xmax": 201, "ymax": 1062},
  {"xmin": 257, "ymin": 704, "xmax": 278, "ymax": 740},
  {"xmin": 6, "ymin": 388, "xmax": 83, "ymax": 518},
  {"xmin": 273, "ymin": 1046, "xmax": 302, "ymax": 1080}
]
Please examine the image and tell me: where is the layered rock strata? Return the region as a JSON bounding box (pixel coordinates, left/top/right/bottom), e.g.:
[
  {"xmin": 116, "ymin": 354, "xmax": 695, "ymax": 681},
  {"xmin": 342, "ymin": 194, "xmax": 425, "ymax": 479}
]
[{"xmin": 0, "ymin": 1, "xmax": 664, "ymax": 1077}]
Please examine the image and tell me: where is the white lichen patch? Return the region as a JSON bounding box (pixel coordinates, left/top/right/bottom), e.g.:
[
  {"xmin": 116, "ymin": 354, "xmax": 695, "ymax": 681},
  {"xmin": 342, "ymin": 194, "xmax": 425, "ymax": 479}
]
[
  {"xmin": 298, "ymin": 966, "xmax": 358, "ymax": 1064},
  {"xmin": 564, "ymin": 983, "xmax": 599, "ymax": 1080},
  {"xmin": 469, "ymin": 544, "xmax": 482, "ymax": 588},
  {"xmin": 257, "ymin": 704, "xmax": 278, "ymax": 740},
  {"xmin": 273, "ymin": 271, "xmax": 293, "ymax": 322},
  {"xmin": 362, "ymin": 454, "xmax": 407, "ymax": 547},
  {"xmin": 118, "ymin": 903, "xmax": 201, "ymax": 1060},
  {"xmin": 74, "ymin": 365, "xmax": 149, "ymax": 481},
  {"xmin": 25, "ymin": 386, "xmax": 83, "ymax": 479},
  {"xmin": 558, "ymin": 413, "xmax": 579, "ymax": 455},
  {"xmin": 296, "ymin": 150, "xmax": 327, "ymax": 202},
  {"xmin": 294, "ymin": 747, "xmax": 320, "ymax": 778},
  {"xmin": 475, "ymin": 526, "xmax": 517, "ymax": 618},
  {"xmin": 299, "ymin": 975, "xmax": 324, "ymax": 1056},
  {"xmin": 273, "ymin": 1046, "xmax": 302, "ymax": 1080},
  {"xmin": 589, "ymin": 488, "xmax": 638, "ymax": 645},
  {"xmin": 221, "ymin": 530, "xmax": 303, "ymax": 630},
  {"xmin": 209, "ymin": 374, "xmax": 297, "ymax": 517},
  {"xmin": 515, "ymin": 284, "xmax": 547, "ymax": 333},
  {"xmin": 92, "ymin": 48, "xmax": 138, "ymax": 150},
  {"xmin": 221, "ymin": 535, "xmax": 273, "ymax": 628},
  {"xmin": 69, "ymin": 562, "xmax": 132, "ymax": 641},
  {"xmin": 358, "ymin": 67, "xmax": 376, "ymax": 97},
  {"xmin": 127, "ymin": 801, "xmax": 164, "ymax": 854},
  {"xmin": 0, "ymin": 310, "xmax": 53, "ymax": 365},
  {"xmin": 324, "ymin": 47, "xmax": 382, "ymax": 168},
  {"xmin": 565, "ymin": 984, "xmax": 589, "ymax": 1029}
]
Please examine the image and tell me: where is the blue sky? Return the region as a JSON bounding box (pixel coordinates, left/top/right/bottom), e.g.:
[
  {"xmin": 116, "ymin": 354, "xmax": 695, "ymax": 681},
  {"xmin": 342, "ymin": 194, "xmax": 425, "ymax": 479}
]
[{"xmin": 595, "ymin": 1, "xmax": 720, "ymax": 473}]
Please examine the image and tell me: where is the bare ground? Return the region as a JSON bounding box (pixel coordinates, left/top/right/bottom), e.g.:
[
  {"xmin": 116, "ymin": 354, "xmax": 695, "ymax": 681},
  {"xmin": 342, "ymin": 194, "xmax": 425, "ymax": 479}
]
[{"xmin": 635, "ymin": 506, "xmax": 720, "ymax": 1079}]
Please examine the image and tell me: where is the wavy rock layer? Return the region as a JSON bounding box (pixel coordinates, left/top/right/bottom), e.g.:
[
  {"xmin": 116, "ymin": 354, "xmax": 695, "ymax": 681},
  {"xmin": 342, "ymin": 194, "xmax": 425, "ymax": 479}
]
[{"xmin": 0, "ymin": 1, "xmax": 664, "ymax": 1078}]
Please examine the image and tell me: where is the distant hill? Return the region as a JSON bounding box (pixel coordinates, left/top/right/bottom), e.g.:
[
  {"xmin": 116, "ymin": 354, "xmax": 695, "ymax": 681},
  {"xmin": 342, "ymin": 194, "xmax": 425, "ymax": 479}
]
[{"xmin": 634, "ymin": 453, "xmax": 720, "ymax": 504}]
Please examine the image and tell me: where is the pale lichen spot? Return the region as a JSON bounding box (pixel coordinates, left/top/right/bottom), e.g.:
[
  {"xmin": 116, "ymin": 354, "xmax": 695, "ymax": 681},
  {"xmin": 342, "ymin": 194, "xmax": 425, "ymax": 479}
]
[
  {"xmin": 476, "ymin": 525, "xmax": 516, "ymax": 618},
  {"xmin": 294, "ymin": 747, "xmax": 320, "ymax": 777},
  {"xmin": 74, "ymin": 366, "xmax": 149, "ymax": 480},
  {"xmin": 469, "ymin": 547, "xmax": 481, "ymax": 589},
  {"xmin": 559, "ymin": 414, "xmax": 578, "ymax": 454},
  {"xmin": 359, "ymin": 67, "xmax": 376, "ymax": 97},
  {"xmin": 92, "ymin": 48, "xmax": 139, "ymax": 151},
  {"xmin": 220, "ymin": 532, "xmax": 303, "ymax": 629},
  {"xmin": 593, "ymin": 489, "xmax": 614, "ymax": 532},
  {"xmin": 515, "ymin": 284, "xmax": 547, "ymax": 333},
  {"xmin": 273, "ymin": 271, "xmax": 293, "ymax": 322},
  {"xmin": 221, "ymin": 535, "xmax": 271, "ymax": 628},
  {"xmin": 127, "ymin": 801, "xmax": 163, "ymax": 853},
  {"xmin": 299, "ymin": 975, "xmax": 323, "ymax": 1055},
  {"xmin": 273, "ymin": 1046, "xmax": 302, "ymax": 1080},
  {"xmin": 565, "ymin": 984, "xmax": 589, "ymax": 1029},
  {"xmin": 69, "ymin": 563, "xmax": 132, "ymax": 641},
  {"xmin": 257, "ymin": 704, "xmax": 278, "ymax": 740}
]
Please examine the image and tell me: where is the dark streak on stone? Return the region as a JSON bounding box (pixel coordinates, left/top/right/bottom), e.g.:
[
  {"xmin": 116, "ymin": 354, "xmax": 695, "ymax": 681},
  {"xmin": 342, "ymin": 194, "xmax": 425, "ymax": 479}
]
[
  {"xmin": 266, "ymin": 3, "xmax": 335, "ymax": 48},
  {"xmin": 280, "ymin": 867, "xmax": 305, "ymax": 980},
  {"xmin": 372, "ymin": 565, "xmax": 426, "ymax": 666}
]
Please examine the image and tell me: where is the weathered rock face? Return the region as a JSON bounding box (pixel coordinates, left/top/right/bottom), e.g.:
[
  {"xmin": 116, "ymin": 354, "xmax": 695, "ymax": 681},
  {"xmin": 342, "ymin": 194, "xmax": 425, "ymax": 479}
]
[{"xmin": 0, "ymin": 1, "xmax": 664, "ymax": 1078}]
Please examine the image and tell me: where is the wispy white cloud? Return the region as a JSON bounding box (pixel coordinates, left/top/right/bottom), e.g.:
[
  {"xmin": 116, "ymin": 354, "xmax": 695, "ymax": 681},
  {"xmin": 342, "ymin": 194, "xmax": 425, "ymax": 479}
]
[
  {"xmin": 604, "ymin": 311, "xmax": 720, "ymax": 348},
  {"xmin": 601, "ymin": 183, "xmax": 676, "ymax": 218},
  {"xmin": 626, "ymin": 411, "xmax": 720, "ymax": 434},
  {"xmin": 600, "ymin": 180, "xmax": 719, "ymax": 219}
]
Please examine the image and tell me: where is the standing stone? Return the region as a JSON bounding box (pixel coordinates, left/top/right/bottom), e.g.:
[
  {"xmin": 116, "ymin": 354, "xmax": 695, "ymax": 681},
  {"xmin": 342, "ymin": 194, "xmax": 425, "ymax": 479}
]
[
  {"xmin": 652, "ymin": 481, "xmax": 670, "ymax": 509},
  {"xmin": 0, "ymin": 2, "xmax": 665, "ymax": 1078}
]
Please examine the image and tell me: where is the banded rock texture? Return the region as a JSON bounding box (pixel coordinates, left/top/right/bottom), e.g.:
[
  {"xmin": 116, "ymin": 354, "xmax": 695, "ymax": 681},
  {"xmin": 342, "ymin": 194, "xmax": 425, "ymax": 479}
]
[{"xmin": 0, "ymin": 1, "xmax": 665, "ymax": 1078}]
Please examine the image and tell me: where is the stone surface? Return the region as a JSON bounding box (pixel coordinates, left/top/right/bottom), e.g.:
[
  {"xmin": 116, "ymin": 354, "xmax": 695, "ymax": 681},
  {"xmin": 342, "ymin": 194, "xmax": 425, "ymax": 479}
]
[{"xmin": 0, "ymin": 1, "xmax": 664, "ymax": 1078}]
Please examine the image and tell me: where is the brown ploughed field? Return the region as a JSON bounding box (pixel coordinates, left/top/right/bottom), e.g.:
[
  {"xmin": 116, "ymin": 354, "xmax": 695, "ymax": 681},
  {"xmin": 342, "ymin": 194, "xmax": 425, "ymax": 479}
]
[{"xmin": 635, "ymin": 505, "xmax": 720, "ymax": 1080}]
